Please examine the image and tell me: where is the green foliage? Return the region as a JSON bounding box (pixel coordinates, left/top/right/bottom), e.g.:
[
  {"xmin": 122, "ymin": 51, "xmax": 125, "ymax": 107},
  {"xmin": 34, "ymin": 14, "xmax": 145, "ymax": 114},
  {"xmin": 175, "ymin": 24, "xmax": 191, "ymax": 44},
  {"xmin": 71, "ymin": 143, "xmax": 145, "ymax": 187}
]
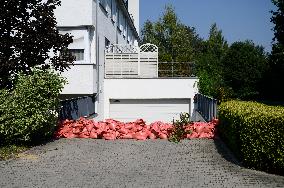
[
  {"xmin": 169, "ymin": 113, "xmax": 191, "ymax": 143},
  {"xmin": 218, "ymin": 100, "xmax": 284, "ymax": 174},
  {"xmin": 196, "ymin": 23, "xmax": 229, "ymax": 100},
  {"xmin": 268, "ymin": 0, "xmax": 284, "ymax": 100},
  {"xmin": 0, "ymin": 0, "xmax": 74, "ymax": 89},
  {"xmin": 0, "ymin": 69, "xmax": 66, "ymax": 144},
  {"xmin": 222, "ymin": 41, "xmax": 268, "ymax": 99},
  {"xmin": 141, "ymin": 5, "xmax": 203, "ymax": 63}
]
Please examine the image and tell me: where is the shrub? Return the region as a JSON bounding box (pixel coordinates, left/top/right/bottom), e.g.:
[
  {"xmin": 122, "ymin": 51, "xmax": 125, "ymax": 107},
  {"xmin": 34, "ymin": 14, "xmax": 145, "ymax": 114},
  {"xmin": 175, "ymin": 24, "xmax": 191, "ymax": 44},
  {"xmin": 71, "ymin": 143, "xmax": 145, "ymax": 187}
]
[
  {"xmin": 0, "ymin": 69, "xmax": 66, "ymax": 144},
  {"xmin": 218, "ymin": 100, "xmax": 284, "ymax": 174}
]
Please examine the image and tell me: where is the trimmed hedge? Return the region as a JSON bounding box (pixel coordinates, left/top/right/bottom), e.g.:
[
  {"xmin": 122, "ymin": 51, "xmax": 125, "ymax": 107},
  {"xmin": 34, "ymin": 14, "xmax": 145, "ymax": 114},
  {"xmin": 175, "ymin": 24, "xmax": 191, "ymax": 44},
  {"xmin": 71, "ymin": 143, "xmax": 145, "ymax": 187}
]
[
  {"xmin": 218, "ymin": 100, "xmax": 284, "ymax": 174},
  {"xmin": 0, "ymin": 69, "xmax": 66, "ymax": 144}
]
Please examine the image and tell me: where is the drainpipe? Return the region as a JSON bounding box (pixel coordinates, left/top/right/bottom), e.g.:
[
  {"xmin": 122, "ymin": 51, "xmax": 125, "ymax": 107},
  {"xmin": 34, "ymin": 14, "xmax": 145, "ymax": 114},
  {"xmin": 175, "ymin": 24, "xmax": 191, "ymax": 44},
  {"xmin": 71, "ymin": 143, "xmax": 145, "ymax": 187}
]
[
  {"xmin": 96, "ymin": 0, "xmax": 99, "ymax": 96},
  {"xmin": 95, "ymin": 0, "xmax": 100, "ymax": 112}
]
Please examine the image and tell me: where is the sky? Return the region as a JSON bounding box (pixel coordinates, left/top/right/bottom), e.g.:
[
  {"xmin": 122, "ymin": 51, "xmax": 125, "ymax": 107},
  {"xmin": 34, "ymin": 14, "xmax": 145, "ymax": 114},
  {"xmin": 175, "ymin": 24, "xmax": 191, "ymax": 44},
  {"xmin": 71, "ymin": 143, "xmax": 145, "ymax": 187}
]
[{"xmin": 140, "ymin": 0, "xmax": 276, "ymax": 52}]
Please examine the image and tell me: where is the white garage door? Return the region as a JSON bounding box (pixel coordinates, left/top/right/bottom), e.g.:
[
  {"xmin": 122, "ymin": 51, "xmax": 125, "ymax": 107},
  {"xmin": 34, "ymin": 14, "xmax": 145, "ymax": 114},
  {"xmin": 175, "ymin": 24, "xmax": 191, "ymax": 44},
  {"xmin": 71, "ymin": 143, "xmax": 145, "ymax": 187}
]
[{"xmin": 109, "ymin": 99, "xmax": 190, "ymax": 123}]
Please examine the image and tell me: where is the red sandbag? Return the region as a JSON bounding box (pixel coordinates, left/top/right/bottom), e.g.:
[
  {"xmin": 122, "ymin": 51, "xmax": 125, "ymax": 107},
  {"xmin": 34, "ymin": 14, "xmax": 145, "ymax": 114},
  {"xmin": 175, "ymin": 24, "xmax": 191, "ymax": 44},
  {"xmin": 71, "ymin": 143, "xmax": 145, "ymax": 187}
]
[
  {"xmin": 108, "ymin": 122, "xmax": 117, "ymax": 130},
  {"xmin": 66, "ymin": 132, "xmax": 77, "ymax": 138},
  {"xmin": 98, "ymin": 122, "xmax": 107, "ymax": 131},
  {"xmin": 133, "ymin": 132, "xmax": 147, "ymax": 140},
  {"xmin": 195, "ymin": 125, "xmax": 206, "ymax": 134},
  {"xmin": 95, "ymin": 128, "xmax": 103, "ymax": 135},
  {"xmin": 86, "ymin": 123, "xmax": 94, "ymax": 132},
  {"xmin": 187, "ymin": 132, "xmax": 199, "ymax": 139},
  {"xmin": 124, "ymin": 123, "xmax": 133, "ymax": 130},
  {"xmin": 159, "ymin": 133, "xmax": 168, "ymax": 139},
  {"xmin": 120, "ymin": 133, "xmax": 133, "ymax": 139},
  {"xmin": 73, "ymin": 127, "xmax": 81, "ymax": 134},
  {"xmin": 89, "ymin": 131, "xmax": 98, "ymax": 139},
  {"xmin": 151, "ymin": 123, "xmax": 160, "ymax": 134},
  {"xmin": 199, "ymin": 132, "xmax": 210, "ymax": 139},
  {"xmin": 103, "ymin": 133, "xmax": 117, "ymax": 140},
  {"xmin": 78, "ymin": 133, "xmax": 90, "ymax": 138},
  {"xmin": 93, "ymin": 121, "xmax": 100, "ymax": 129},
  {"xmin": 148, "ymin": 132, "xmax": 156, "ymax": 139},
  {"xmin": 81, "ymin": 127, "xmax": 88, "ymax": 134},
  {"xmin": 118, "ymin": 127, "xmax": 129, "ymax": 134}
]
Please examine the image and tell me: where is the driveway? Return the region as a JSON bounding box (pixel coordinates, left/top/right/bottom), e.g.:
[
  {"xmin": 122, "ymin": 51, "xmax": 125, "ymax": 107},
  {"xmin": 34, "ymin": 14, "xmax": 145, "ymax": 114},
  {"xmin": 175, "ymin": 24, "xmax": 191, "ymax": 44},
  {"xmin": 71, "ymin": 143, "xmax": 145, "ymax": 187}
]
[{"xmin": 0, "ymin": 139, "xmax": 283, "ymax": 188}]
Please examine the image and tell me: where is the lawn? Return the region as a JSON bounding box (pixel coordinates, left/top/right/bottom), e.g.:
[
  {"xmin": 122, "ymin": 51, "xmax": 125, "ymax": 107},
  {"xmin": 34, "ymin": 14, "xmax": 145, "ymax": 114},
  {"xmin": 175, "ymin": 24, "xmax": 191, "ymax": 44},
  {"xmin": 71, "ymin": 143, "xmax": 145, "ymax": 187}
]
[{"xmin": 0, "ymin": 145, "xmax": 30, "ymax": 160}]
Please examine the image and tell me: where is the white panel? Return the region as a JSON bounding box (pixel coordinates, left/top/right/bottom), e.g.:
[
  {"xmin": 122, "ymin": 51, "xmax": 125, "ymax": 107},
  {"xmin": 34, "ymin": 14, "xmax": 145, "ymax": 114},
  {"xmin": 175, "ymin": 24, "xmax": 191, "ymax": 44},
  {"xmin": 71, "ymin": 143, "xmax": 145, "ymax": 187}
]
[
  {"xmin": 55, "ymin": 0, "xmax": 92, "ymax": 27},
  {"xmin": 61, "ymin": 64, "xmax": 94, "ymax": 94},
  {"xmin": 109, "ymin": 99, "xmax": 190, "ymax": 123}
]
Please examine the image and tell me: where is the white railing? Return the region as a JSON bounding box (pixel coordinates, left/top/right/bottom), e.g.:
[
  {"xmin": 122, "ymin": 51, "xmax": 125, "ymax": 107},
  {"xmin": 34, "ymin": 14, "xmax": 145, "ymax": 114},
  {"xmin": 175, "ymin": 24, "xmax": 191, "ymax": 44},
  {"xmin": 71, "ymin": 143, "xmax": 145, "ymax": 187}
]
[{"xmin": 105, "ymin": 43, "xmax": 158, "ymax": 78}]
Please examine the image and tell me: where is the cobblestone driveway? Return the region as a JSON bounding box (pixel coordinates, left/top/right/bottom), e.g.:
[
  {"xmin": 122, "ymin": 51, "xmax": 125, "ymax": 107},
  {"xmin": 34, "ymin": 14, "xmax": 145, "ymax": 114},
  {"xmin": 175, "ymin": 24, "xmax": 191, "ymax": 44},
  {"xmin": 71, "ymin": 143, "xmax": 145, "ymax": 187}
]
[{"xmin": 0, "ymin": 139, "xmax": 283, "ymax": 188}]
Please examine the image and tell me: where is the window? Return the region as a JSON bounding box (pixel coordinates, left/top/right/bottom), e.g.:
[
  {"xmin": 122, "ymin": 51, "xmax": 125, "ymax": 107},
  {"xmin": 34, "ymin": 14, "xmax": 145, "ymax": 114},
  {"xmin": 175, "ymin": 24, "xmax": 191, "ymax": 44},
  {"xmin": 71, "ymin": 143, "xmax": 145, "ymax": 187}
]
[
  {"xmin": 70, "ymin": 49, "xmax": 84, "ymax": 61},
  {"xmin": 117, "ymin": 9, "xmax": 123, "ymax": 31},
  {"xmin": 123, "ymin": 16, "xmax": 127, "ymax": 37},
  {"xmin": 105, "ymin": 38, "xmax": 110, "ymax": 48},
  {"xmin": 111, "ymin": 0, "xmax": 116, "ymax": 22},
  {"xmin": 127, "ymin": 27, "xmax": 130, "ymax": 42},
  {"xmin": 100, "ymin": 0, "xmax": 108, "ymax": 13}
]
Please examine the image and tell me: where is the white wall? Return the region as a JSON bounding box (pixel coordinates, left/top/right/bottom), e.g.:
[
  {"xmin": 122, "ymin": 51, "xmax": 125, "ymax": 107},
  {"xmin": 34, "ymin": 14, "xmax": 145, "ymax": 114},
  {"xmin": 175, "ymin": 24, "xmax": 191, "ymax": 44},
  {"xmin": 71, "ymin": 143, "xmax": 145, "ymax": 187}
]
[
  {"xmin": 61, "ymin": 64, "xmax": 96, "ymax": 95},
  {"xmin": 55, "ymin": 0, "xmax": 93, "ymax": 26},
  {"xmin": 128, "ymin": 0, "xmax": 139, "ymax": 33},
  {"xmin": 103, "ymin": 78, "xmax": 199, "ymax": 120}
]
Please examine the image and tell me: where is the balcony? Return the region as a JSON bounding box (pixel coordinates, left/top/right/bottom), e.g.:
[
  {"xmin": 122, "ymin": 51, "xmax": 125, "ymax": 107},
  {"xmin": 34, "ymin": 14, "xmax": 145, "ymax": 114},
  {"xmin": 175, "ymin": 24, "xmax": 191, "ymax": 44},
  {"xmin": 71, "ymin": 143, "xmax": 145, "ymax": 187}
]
[{"xmin": 105, "ymin": 44, "xmax": 196, "ymax": 79}]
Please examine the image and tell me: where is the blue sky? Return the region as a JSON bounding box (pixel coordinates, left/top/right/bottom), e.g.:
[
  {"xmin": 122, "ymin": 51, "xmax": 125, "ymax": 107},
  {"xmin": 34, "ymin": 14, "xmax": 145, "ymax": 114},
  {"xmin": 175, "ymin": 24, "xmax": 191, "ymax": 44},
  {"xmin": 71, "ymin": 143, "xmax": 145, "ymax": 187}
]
[{"xmin": 140, "ymin": 0, "xmax": 276, "ymax": 52}]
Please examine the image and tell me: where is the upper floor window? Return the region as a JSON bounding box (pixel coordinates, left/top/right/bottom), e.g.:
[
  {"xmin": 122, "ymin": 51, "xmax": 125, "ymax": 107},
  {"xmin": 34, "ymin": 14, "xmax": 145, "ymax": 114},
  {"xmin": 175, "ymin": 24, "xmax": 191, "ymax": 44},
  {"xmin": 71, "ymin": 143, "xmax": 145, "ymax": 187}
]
[
  {"xmin": 70, "ymin": 49, "xmax": 84, "ymax": 61},
  {"xmin": 123, "ymin": 16, "xmax": 127, "ymax": 37},
  {"xmin": 105, "ymin": 38, "xmax": 110, "ymax": 48},
  {"xmin": 111, "ymin": 0, "xmax": 116, "ymax": 22},
  {"xmin": 100, "ymin": 0, "xmax": 108, "ymax": 13},
  {"xmin": 117, "ymin": 9, "xmax": 123, "ymax": 31}
]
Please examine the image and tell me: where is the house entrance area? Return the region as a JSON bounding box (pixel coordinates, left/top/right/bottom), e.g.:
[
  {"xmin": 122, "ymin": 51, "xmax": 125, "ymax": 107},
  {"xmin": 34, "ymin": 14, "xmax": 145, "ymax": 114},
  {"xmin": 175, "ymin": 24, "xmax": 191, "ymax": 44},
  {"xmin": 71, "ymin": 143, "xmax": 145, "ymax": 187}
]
[{"xmin": 109, "ymin": 99, "xmax": 191, "ymax": 123}]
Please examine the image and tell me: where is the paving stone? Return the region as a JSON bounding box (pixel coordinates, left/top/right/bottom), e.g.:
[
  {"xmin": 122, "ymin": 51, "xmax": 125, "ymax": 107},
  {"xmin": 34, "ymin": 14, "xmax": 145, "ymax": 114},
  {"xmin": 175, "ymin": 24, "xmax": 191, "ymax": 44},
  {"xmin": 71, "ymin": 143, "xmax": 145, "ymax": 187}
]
[{"xmin": 0, "ymin": 139, "xmax": 283, "ymax": 188}]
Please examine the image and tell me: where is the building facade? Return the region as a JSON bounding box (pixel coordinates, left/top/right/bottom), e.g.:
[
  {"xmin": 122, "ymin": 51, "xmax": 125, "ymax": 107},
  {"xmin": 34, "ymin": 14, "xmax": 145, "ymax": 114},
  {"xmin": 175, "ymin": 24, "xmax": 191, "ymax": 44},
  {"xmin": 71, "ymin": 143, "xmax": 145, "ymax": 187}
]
[
  {"xmin": 55, "ymin": 0, "xmax": 199, "ymax": 123},
  {"xmin": 55, "ymin": 0, "xmax": 140, "ymax": 120}
]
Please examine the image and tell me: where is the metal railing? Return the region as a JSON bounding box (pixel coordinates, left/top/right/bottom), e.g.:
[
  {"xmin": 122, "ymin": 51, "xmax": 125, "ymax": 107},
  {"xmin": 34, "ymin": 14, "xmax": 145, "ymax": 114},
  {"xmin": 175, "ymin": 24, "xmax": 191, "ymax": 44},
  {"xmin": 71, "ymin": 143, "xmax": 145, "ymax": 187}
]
[
  {"xmin": 59, "ymin": 95, "xmax": 96, "ymax": 120},
  {"xmin": 158, "ymin": 62, "xmax": 196, "ymax": 77},
  {"xmin": 195, "ymin": 93, "xmax": 218, "ymax": 122}
]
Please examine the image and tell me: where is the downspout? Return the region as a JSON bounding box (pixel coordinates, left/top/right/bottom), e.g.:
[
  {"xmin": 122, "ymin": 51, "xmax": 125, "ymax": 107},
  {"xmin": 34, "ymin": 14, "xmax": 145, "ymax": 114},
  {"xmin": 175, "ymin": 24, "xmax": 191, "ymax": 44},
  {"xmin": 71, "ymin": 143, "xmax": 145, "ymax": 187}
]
[{"xmin": 96, "ymin": 0, "xmax": 100, "ymax": 101}]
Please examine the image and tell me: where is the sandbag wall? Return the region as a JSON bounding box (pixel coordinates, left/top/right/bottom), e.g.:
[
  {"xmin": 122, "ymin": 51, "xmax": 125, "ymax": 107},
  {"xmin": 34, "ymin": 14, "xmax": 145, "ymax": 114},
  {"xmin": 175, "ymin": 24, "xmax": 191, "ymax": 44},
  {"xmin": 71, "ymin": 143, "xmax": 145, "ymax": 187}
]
[{"xmin": 54, "ymin": 118, "xmax": 219, "ymax": 140}]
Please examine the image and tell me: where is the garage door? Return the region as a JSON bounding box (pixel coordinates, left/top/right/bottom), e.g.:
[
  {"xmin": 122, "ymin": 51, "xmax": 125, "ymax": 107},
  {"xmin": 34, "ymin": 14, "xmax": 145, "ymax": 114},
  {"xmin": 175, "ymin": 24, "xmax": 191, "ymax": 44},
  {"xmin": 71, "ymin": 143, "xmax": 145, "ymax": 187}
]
[{"xmin": 109, "ymin": 99, "xmax": 190, "ymax": 123}]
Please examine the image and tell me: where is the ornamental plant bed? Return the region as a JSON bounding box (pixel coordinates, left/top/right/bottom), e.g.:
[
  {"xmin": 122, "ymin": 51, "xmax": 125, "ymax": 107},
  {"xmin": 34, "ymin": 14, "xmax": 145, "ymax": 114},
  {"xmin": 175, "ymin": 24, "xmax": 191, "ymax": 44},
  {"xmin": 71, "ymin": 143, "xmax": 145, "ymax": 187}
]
[{"xmin": 54, "ymin": 117, "xmax": 219, "ymax": 141}]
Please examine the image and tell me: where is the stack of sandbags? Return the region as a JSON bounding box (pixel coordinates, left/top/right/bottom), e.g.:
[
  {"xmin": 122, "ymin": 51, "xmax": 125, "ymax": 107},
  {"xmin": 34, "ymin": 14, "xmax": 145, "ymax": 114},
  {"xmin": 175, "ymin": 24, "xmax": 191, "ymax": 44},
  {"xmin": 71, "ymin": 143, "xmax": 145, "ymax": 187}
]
[
  {"xmin": 54, "ymin": 118, "xmax": 219, "ymax": 140},
  {"xmin": 185, "ymin": 119, "xmax": 219, "ymax": 139},
  {"xmin": 54, "ymin": 118, "xmax": 174, "ymax": 140}
]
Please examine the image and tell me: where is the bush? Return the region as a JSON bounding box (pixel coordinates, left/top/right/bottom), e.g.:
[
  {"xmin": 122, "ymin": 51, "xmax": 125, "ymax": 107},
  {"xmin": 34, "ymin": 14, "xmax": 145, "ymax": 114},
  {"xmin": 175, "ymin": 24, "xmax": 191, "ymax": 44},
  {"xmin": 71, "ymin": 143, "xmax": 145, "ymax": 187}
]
[
  {"xmin": 0, "ymin": 69, "xmax": 66, "ymax": 144},
  {"xmin": 218, "ymin": 100, "xmax": 284, "ymax": 174}
]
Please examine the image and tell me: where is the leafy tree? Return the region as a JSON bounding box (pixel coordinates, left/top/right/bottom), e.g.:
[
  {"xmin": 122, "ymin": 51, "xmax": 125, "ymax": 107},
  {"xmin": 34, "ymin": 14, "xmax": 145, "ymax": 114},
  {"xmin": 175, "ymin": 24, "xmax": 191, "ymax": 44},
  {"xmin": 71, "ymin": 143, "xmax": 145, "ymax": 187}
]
[
  {"xmin": 0, "ymin": 0, "xmax": 74, "ymax": 89},
  {"xmin": 222, "ymin": 41, "xmax": 268, "ymax": 99},
  {"xmin": 196, "ymin": 23, "xmax": 229, "ymax": 100},
  {"xmin": 268, "ymin": 0, "xmax": 284, "ymax": 100},
  {"xmin": 141, "ymin": 5, "xmax": 202, "ymax": 62}
]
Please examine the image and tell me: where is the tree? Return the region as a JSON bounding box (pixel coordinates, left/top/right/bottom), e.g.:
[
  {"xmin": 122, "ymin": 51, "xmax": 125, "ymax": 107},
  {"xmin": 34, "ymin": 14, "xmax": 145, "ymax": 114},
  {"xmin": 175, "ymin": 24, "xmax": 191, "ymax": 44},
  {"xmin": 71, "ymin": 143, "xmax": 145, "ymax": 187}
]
[
  {"xmin": 196, "ymin": 23, "xmax": 229, "ymax": 100},
  {"xmin": 141, "ymin": 5, "xmax": 202, "ymax": 62},
  {"xmin": 222, "ymin": 41, "xmax": 268, "ymax": 99},
  {"xmin": 269, "ymin": 0, "xmax": 284, "ymax": 99},
  {"xmin": 0, "ymin": 0, "xmax": 74, "ymax": 89}
]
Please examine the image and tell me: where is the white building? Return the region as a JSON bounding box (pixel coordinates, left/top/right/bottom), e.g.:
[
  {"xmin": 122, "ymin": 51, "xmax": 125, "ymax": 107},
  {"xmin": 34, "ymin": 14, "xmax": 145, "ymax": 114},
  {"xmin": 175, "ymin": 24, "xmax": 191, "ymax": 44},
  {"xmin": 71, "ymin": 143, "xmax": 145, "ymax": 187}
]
[{"xmin": 55, "ymin": 0, "xmax": 199, "ymax": 123}]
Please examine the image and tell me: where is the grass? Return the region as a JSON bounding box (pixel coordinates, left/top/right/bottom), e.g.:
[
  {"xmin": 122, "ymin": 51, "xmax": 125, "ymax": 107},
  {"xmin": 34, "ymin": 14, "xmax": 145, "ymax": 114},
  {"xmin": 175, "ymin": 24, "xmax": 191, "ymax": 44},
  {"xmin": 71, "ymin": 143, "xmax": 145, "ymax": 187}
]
[{"xmin": 0, "ymin": 144, "xmax": 30, "ymax": 160}]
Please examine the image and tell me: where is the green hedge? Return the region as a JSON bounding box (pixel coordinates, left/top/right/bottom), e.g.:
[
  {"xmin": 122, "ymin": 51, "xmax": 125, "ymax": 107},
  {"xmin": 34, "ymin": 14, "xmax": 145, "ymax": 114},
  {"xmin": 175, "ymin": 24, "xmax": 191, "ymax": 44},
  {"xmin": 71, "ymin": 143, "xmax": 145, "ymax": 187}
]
[
  {"xmin": 0, "ymin": 69, "xmax": 66, "ymax": 144},
  {"xmin": 218, "ymin": 100, "xmax": 284, "ymax": 174}
]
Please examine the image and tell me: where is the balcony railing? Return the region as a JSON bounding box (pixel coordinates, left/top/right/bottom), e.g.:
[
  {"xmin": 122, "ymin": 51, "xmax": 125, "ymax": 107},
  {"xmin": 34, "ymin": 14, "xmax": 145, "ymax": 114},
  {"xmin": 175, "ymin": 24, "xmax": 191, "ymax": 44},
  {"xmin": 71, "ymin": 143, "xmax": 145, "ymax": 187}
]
[{"xmin": 158, "ymin": 62, "xmax": 196, "ymax": 78}]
